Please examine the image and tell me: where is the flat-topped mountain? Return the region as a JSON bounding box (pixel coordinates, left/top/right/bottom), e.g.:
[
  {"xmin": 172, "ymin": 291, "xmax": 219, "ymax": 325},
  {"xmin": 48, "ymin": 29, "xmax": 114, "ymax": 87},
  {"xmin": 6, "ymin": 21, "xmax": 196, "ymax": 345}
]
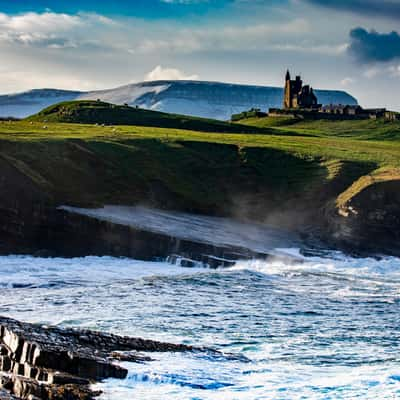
[{"xmin": 0, "ymin": 80, "xmax": 358, "ymax": 120}]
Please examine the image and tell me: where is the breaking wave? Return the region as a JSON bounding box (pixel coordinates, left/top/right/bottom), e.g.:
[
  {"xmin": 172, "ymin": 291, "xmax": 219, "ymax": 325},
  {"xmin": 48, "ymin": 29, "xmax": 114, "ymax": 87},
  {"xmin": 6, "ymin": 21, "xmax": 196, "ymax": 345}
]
[{"xmin": 232, "ymin": 248, "xmax": 400, "ymax": 280}]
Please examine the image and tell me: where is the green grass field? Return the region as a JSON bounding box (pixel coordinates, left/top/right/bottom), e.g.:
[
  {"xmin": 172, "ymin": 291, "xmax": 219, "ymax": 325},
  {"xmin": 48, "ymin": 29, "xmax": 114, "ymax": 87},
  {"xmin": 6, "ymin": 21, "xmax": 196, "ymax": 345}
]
[
  {"xmin": 240, "ymin": 115, "xmax": 400, "ymax": 141},
  {"xmin": 0, "ymin": 115, "xmax": 399, "ymax": 216},
  {"xmin": 2, "ymin": 117, "xmax": 400, "ymax": 166}
]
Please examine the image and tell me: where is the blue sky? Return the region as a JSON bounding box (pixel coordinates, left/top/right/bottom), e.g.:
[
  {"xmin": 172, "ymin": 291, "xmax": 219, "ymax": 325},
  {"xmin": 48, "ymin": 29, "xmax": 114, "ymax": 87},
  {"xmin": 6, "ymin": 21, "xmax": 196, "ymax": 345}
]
[{"xmin": 0, "ymin": 0, "xmax": 399, "ymax": 109}]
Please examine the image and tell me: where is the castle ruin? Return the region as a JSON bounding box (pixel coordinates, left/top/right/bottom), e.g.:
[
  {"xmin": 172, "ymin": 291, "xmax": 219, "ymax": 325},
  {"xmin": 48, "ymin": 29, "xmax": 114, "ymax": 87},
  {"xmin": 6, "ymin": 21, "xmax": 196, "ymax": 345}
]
[
  {"xmin": 283, "ymin": 70, "xmax": 319, "ymax": 110},
  {"xmin": 237, "ymin": 70, "xmax": 399, "ymax": 122}
]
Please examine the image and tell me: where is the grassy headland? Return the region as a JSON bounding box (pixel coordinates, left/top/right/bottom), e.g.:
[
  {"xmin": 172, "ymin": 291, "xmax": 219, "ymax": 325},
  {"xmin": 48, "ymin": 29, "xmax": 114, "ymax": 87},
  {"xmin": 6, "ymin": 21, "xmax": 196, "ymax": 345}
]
[
  {"xmin": 1, "ymin": 114, "xmax": 399, "ymax": 209},
  {"xmin": 1, "ymin": 111, "xmax": 400, "ymax": 254}
]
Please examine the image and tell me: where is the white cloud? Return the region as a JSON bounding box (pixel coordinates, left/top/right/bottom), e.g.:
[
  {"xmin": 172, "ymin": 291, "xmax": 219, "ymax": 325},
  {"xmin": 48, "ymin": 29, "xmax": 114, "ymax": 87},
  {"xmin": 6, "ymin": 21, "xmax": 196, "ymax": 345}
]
[
  {"xmin": 0, "ymin": 11, "xmax": 113, "ymax": 48},
  {"xmin": 130, "ymin": 18, "xmax": 318, "ymax": 55},
  {"xmin": 0, "ymin": 10, "xmax": 353, "ymax": 96},
  {"xmin": 361, "ymin": 64, "xmax": 400, "ymax": 79},
  {"xmin": 340, "ymin": 77, "xmax": 355, "ymax": 86},
  {"xmin": 145, "ymin": 65, "xmax": 199, "ymax": 81},
  {"xmin": 363, "ymin": 67, "xmax": 381, "ymax": 78},
  {"xmin": 0, "ymin": 12, "xmax": 82, "ymax": 33},
  {"xmin": 0, "ymin": 10, "xmax": 344, "ymax": 58},
  {"xmin": 388, "ymin": 65, "xmax": 400, "ymax": 77},
  {"xmin": 271, "ymin": 42, "xmax": 348, "ymax": 56}
]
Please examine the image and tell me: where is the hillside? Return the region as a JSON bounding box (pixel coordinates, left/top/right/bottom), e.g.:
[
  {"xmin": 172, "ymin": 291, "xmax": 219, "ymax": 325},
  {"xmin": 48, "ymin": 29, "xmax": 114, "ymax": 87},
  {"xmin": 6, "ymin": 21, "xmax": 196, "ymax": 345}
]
[
  {"xmin": 26, "ymin": 100, "xmax": 264, "ymax": 133},
  {"xmin": 238, "ymin": 115, "xmax": 400, "ymax": 140},
  {"xmin": 0, "ymin": 80, "xmax": 358, "ymax": 120},
  {"xmin": 0, "ymin": 116, "xmax": 399, "ymax": 256}
]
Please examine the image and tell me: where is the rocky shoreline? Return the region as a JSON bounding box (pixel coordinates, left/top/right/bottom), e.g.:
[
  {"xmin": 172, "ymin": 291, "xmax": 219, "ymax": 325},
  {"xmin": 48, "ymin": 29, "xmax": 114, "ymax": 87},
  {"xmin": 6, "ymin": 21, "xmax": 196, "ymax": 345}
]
[
  {"xmin": 0, "ymin": 198, "xmax": 398, "ymax": 265},
  {"xmin": 0, "ymin": 316, "xmax": 198, "ymax": 400},
  {"xmin": 0, "ymin": 202, "xmax": 306, "ymax": 268}
]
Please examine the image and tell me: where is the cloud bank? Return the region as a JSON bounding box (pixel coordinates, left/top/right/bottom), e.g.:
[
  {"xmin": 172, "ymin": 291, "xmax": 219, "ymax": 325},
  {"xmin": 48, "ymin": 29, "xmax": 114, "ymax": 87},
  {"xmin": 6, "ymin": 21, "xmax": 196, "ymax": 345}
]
[{"xmin": 348, "ymin": 28, "xmax": 400, "ymax": 63}]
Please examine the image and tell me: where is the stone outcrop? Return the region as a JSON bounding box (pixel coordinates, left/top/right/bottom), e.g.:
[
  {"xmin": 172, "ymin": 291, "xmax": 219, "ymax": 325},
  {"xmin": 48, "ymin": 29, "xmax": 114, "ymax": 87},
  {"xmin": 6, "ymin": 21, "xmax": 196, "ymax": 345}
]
[
  {"xmin": 0, "ymin": 316, "xmax": 195, "ymax": 400},
  {"xmin": 326, "ymin": 176, "xmax": 400, "ymax": 256}
]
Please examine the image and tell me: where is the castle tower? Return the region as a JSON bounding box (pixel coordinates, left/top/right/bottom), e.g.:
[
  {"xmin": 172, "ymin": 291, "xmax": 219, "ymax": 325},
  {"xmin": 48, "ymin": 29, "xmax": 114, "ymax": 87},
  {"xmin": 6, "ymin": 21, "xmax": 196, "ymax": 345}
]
[
  {"xmin": 284, "ymin": 70, "xmax": 292, "ymax": 109},
  {"xmin": 283, "ymin": 70, "xmax": 318, "ymax": 110}
]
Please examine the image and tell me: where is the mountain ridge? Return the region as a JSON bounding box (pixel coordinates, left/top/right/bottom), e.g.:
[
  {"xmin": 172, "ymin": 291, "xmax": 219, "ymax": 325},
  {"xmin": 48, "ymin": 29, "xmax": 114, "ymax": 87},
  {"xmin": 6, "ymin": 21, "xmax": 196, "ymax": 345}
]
[{"xmin": 0, "ymin": 80, "xmax": 358, "ymax": 120}]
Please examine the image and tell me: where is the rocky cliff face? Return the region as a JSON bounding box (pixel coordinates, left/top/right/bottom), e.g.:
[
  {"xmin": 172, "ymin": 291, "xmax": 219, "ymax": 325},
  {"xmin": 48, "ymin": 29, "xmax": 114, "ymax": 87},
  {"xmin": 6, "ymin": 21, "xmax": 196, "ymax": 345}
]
[
  {"xmin": 0, "ymin": 144, "xmax": 295, "ymax": 264},
  {"xmin": 325, "ymin": 173, "xmax": 400, "ymax": 256},
  {"xmin": 0, "ymin": 81, "xmax": 358, "ymax": 120},
  {"xmin": 0, "ymin": 137, "xmax": 397, "ymax": 259}
]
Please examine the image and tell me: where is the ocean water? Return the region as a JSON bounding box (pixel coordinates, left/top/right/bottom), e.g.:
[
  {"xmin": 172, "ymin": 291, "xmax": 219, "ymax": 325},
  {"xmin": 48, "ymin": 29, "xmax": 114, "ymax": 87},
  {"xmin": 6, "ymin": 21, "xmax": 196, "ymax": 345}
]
[{"xmin": 1, "ymin": 250, "xmax": 400, "ymax": 399}]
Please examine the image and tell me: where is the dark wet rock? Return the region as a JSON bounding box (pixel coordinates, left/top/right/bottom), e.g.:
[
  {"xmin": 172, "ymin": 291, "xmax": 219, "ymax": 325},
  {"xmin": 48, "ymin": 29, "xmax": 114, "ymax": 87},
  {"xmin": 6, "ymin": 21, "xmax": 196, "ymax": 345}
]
[
  {"xmin": 0, "ymin": 375, "xmax": 98, "ymax": 400},
  {"xmin": 0, "ymin": 200, "xmax": 292, "ymax": 268},
  {"xmin": 110, "ymin": 351, "xmax": 153, "ymax": 363},
  {"xmin": 0, "ymin": 316, "xmax": 195, "ymax": 399}
]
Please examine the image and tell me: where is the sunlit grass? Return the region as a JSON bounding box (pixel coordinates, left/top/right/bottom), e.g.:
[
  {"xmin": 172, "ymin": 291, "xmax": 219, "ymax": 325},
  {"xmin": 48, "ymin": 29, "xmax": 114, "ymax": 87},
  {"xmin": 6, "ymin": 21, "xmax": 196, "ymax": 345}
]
[{"xmin": 1, "ymin": 120, "xmax": 399, "ymax": 167}]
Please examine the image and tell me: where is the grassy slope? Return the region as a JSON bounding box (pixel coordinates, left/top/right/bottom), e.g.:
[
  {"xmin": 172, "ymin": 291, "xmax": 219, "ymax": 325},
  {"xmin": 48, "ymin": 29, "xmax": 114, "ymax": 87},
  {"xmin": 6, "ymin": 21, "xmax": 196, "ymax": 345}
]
[
  {"xmin": 0, "ymin": 121, "xmax": 325, "ymax": 212},
  {"xmin": 238, "ymin": 116, "xmax": 400, "ymax": 209},
  {"xmin": 0, "ymin": 116, "xmax": 399, "ymax": 218},
  {"xmin": 3, "ymin": 119, "xmax": 400, "ymax": 165},
  {"xmin": 241, "ymin": 116, "xmax": 400, "ymax": 140},
  {"xmin": 26, "ymin": 100, "xmax": 271, "ymax": 134}
]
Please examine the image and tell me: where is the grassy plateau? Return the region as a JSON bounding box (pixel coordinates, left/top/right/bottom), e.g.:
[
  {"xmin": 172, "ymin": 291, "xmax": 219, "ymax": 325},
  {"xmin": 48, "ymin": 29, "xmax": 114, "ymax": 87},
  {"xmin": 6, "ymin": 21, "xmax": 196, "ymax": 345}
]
[{"xmin": 1, "ymin": 102, "xmax": 400, "ymax": 221}]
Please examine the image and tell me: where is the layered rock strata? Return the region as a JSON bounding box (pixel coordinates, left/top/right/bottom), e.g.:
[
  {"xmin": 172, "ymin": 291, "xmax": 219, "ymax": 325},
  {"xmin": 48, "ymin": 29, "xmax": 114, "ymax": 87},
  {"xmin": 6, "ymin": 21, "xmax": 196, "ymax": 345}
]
[{"xmin": 0, "ymin": 317, "xmax": 194, "ymax": 400}]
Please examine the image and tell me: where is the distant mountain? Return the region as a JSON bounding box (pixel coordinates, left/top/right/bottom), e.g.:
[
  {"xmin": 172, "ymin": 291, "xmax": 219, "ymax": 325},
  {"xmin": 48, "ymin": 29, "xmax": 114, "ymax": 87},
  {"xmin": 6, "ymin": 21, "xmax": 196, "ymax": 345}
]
[{"xmin": 0, "ymin": 80, "xmax": 358, "ymax": 120}]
